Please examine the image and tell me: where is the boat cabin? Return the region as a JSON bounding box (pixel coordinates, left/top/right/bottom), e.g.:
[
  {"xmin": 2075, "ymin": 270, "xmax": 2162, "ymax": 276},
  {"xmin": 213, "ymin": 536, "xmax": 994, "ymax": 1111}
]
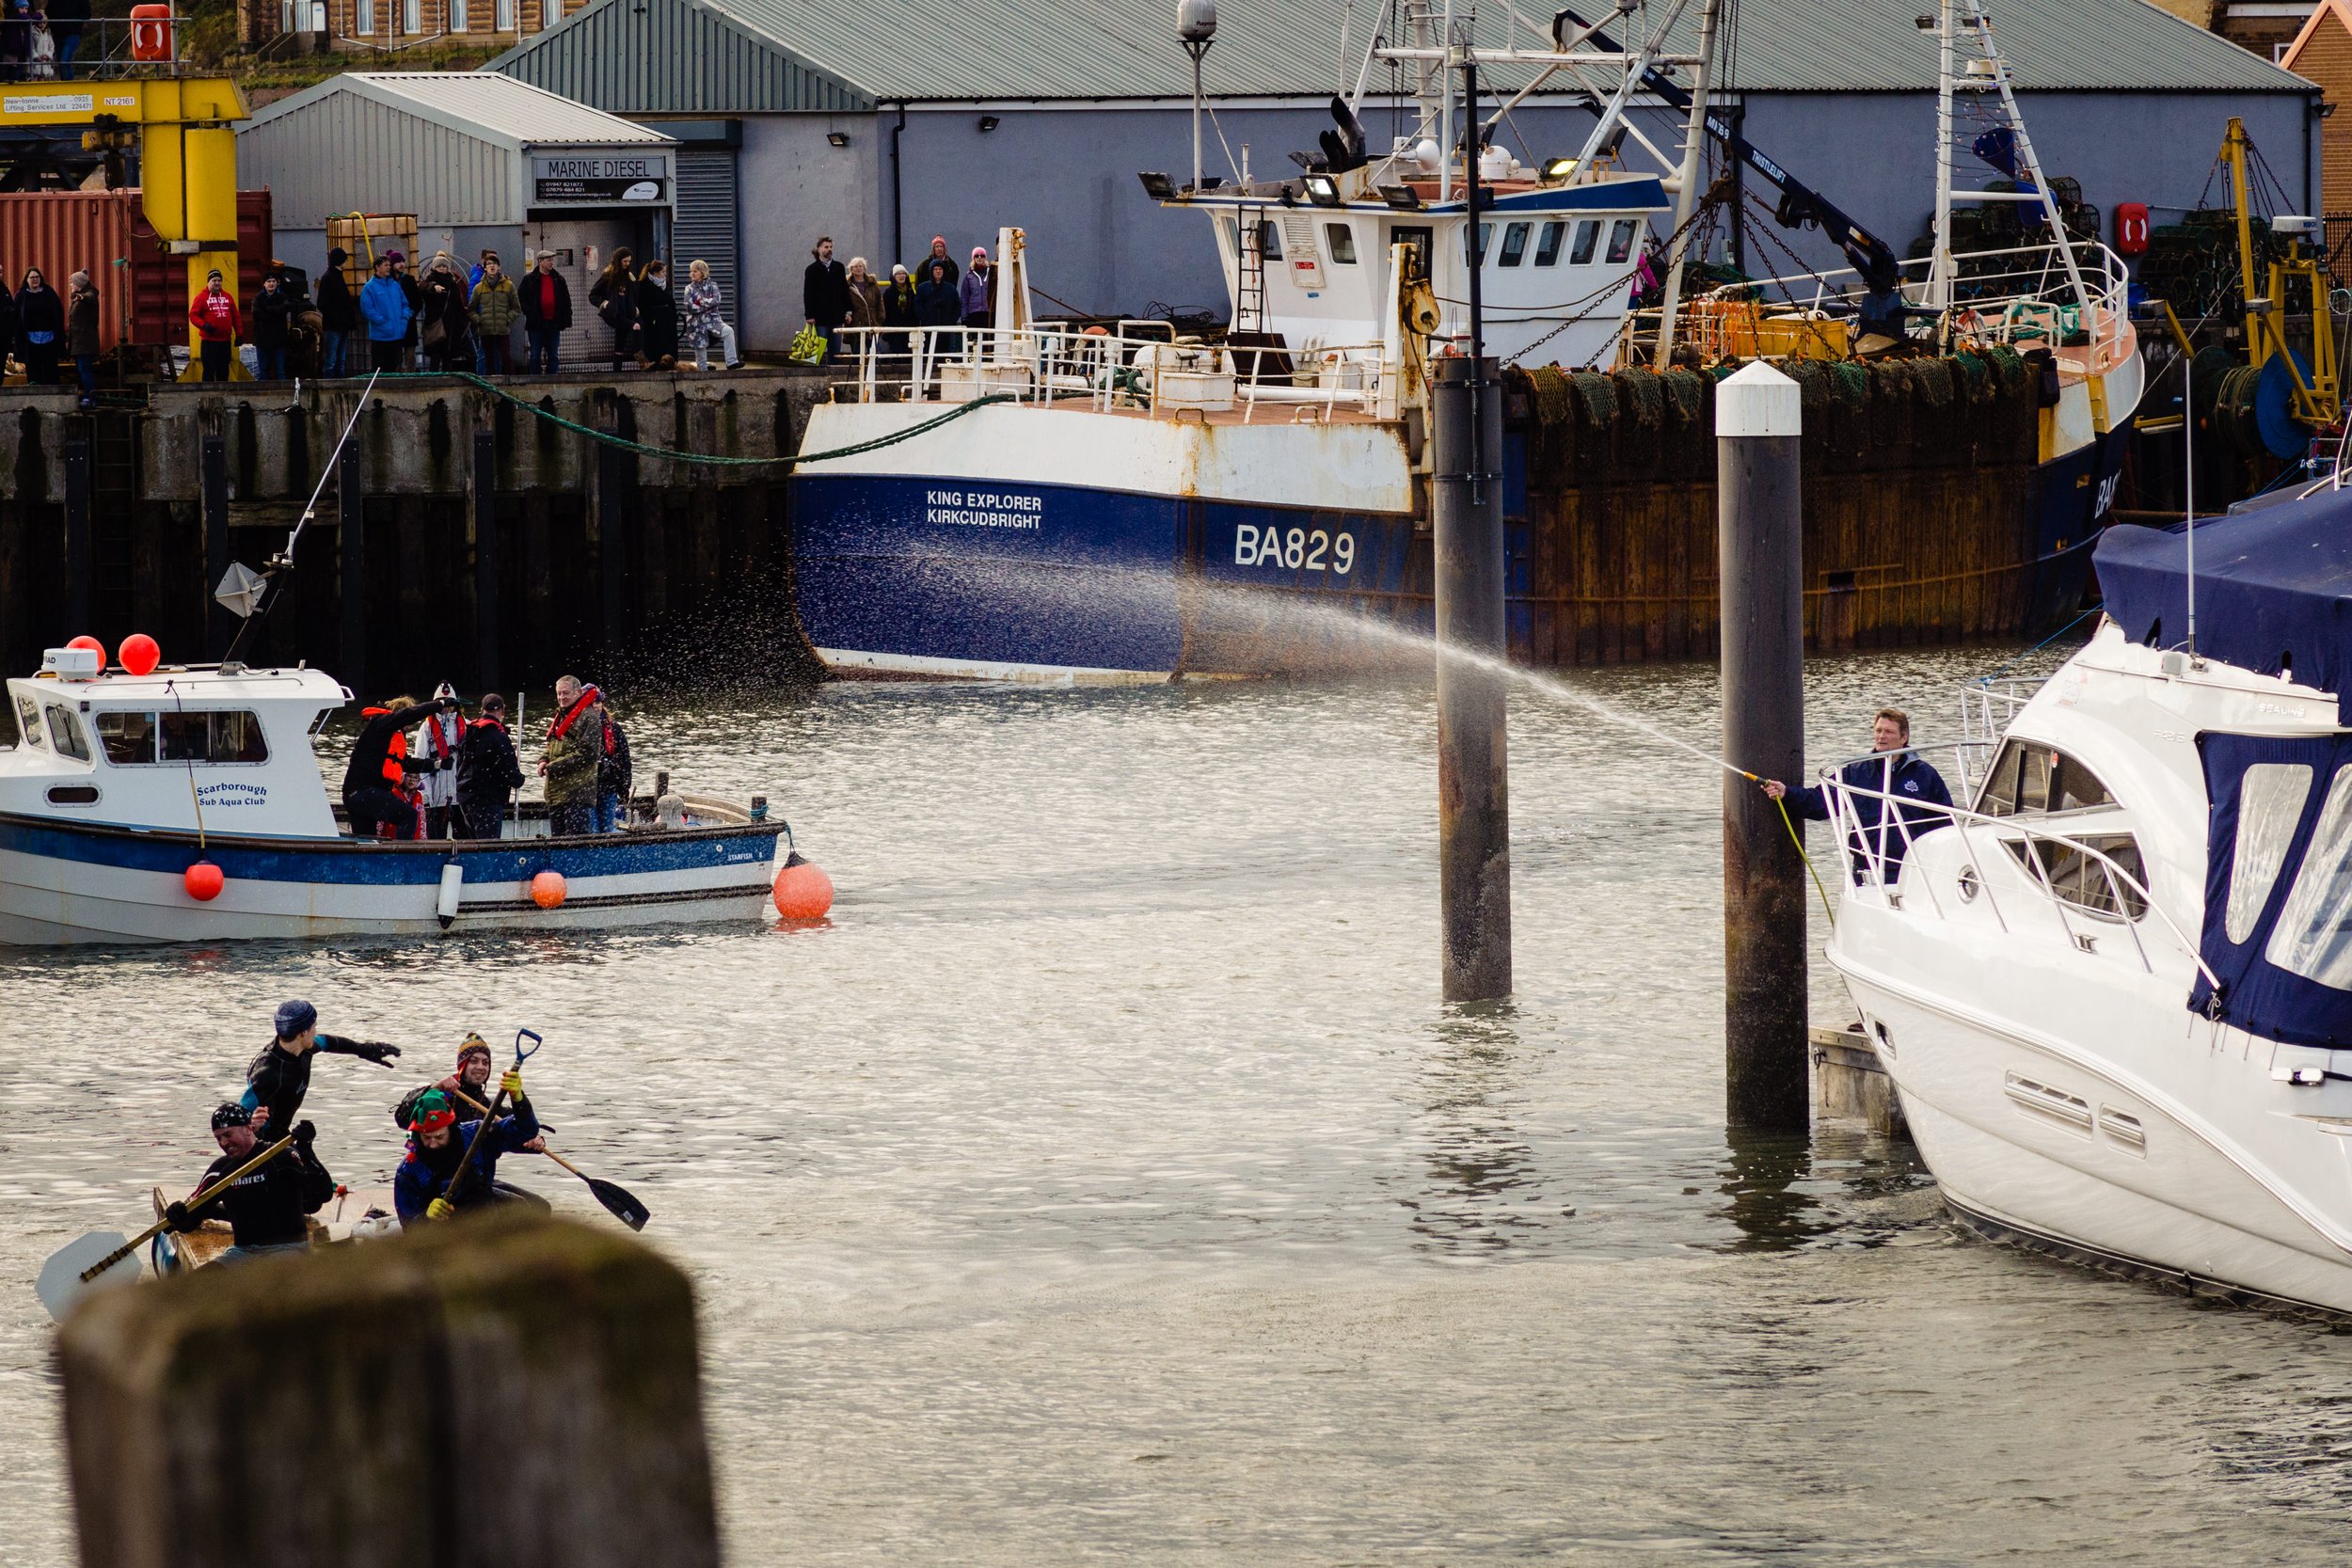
[{"xmin": 0, "ymin": 654, "xmax": 348, "ymax": 838}]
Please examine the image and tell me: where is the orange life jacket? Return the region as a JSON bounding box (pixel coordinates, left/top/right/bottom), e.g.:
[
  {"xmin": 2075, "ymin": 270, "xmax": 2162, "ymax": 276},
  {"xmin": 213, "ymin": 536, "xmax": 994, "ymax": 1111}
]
[{"xmin": 360, "ymin": 707, "xmax": 405, "ymax": 787}]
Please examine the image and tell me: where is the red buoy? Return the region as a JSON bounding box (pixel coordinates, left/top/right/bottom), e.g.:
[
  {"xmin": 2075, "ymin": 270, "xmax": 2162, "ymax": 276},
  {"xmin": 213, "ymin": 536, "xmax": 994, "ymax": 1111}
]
[
  {"xmin": 183, "ymin": 861, "xmax": 224, "ymax": 901},
  {"xmin": 119, "ymin": 633, "xmax": 160, "ymax": 676},
  {"xmin": 771, "ymin": 854, "xmax": 834, "ymax": 921},
  {"xmin": 531, "ymin": 870, "xmax": 567, "ymax": 909}
]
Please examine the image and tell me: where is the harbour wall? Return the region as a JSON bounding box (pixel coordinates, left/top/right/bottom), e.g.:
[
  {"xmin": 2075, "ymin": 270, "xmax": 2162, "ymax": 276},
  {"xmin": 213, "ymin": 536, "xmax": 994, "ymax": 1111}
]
[{"xmin": 0, "ymin": 356, "xmax": 2048, "ymax": 696}]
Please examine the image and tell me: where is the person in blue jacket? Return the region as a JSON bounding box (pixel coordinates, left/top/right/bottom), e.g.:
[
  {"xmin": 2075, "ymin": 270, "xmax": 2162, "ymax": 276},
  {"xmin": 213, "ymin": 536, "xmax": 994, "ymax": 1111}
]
[
  {"xmin": 358, "ymin": 252, "xmax": 413, "ymax": 373},
  {"xmin": 393, "ymin": 1074, "xmax": 540, "ymax": 1226},
  {"xmin": 1763, "ymin": 706, "xmax": 1952, "ymax": 882}
]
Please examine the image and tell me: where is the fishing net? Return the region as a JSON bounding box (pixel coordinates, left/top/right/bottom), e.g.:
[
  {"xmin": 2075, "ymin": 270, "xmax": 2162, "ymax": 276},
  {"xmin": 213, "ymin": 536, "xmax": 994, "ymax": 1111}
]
[{"xmin": 1570, "ymin": 371, "xmax": 1617, "ymax": 426}]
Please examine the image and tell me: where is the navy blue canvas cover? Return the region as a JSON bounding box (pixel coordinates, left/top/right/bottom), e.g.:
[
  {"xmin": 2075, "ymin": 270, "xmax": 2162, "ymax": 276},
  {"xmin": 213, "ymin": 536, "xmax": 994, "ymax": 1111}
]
[
  {"xmin": 2097, "ymin": 492, "xmax": 2352, "ymax": 712},
  {"xmin": 2193, "ymin": 730, "xmax": 2352, "ymax": 1048}
]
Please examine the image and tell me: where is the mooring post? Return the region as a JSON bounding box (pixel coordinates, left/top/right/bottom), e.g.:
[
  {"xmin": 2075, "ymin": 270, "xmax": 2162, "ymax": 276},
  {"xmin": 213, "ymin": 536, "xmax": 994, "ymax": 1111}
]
[
  {"xmin": 472, "ymin": 426, "xmax": 500, "ymax": 692},
  {"xmin": 338, "ymin": 421, "xmax": 366, "ymax": 696},
  {"xmin": 1432, "ymin": 353, "xmax": 1513, "ymax": 1003},
  {"xmin": 201, "ymin": 434, "xmax": 229, "ymax": 658},
  {"xmin": 1718, "ymin": 361, "xmax": 1809, "ymax": 1131},
  {"xmin": 596, "ymin": 424, "xmax": 628, "ymax": 657},
  {"xmin": 57, "ymin": 1213, "xmax": 720, "ymax": 1568},
  {"xmin": 63, "ymin": 433, "xmax": 89, "ymax": 635}
]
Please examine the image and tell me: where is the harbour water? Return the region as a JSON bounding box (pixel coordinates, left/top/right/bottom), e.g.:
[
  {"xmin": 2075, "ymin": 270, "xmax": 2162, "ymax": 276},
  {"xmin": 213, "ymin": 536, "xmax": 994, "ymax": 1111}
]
[{"xmin": 8, "ymin": 647, "xmax": 2352, "ymax": 1564}]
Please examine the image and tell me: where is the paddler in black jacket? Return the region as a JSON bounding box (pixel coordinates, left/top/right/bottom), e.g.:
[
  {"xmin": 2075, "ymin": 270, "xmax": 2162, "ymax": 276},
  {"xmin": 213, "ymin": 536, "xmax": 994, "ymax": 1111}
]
[
  {"xmin": 165, "ymin": 1101, "xmax": 336, "ymax": 1260},
  {"xmin": 244, "ymin": 998, "xmax": 401, "ymax": 1134},
  {"xmin": 342, "ymin": 693, "xmax": 458, "ymax": 840}
]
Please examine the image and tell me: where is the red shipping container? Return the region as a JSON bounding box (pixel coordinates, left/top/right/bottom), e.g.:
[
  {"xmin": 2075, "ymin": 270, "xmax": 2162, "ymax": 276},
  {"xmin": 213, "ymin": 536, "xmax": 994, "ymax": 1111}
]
[{"xmin": 0, "ymin": 187, "xmax": 273, "ymax": 354}]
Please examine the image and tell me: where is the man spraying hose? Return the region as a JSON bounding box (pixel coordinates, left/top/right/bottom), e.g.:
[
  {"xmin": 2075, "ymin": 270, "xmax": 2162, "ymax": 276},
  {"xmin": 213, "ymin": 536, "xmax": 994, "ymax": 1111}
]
[{"xmin": 1761, "ymin": 707, "xmax": 1952, "ymax": 883}]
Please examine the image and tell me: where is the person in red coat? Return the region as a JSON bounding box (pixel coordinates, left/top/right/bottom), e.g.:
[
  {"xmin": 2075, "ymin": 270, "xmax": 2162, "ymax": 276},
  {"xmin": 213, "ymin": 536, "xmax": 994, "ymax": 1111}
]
[{"xmin": 187, "ymin": 268, "xmax": 241, "ymax": 382}]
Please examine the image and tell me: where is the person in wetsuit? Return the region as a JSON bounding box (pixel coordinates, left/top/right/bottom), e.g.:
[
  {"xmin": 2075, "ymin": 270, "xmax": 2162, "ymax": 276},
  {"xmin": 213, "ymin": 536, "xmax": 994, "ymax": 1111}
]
[
  {"xmin": 244, "ymin": 998, "xmax": 401, "ymax": 1134},
  {"xmin": 393, "ymin": 1074, "xmax": 544, "ymax": 1226},
  {"xmin": 165, "ymin": 1101, "xmax": 336, "ymax": 1261}
]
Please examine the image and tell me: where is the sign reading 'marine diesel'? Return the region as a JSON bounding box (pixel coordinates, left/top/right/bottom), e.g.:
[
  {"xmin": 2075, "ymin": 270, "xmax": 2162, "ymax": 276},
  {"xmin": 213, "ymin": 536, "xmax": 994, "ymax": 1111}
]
[{"xmin": 531, "ymin": 151, "xmax": 671, "ymax": 204}]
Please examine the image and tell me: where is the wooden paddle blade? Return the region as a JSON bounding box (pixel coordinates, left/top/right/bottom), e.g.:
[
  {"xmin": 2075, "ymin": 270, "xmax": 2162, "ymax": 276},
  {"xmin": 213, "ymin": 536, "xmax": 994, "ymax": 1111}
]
[
  {"xmin": 584, "ymin": 1177, "xmax": 650, "ymax": 1231},
  {"xmin": 38, "ymin": 1231, "xmax": 141, "ymax": 1322}
]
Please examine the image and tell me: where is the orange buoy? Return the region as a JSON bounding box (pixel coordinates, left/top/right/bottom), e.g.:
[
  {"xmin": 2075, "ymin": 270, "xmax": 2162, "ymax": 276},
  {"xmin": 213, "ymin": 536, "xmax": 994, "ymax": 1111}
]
[
  {"xmin": 530, "ymin": 870, "xmax": 567, "ymax": 909},
  {"xmin": 119, "ymin": 633, "xmax": 160, "ymax": 676},
  {"xmin": 771, "ymin": 853, "xmax": 834, "ymax": 921},
  {"xmin": 183, "ymin": 861, "xmax": 224, "ymax": 901},
  {"xmin": 66, "ymin": 634, "xmax": 105, "ymax": 670}
]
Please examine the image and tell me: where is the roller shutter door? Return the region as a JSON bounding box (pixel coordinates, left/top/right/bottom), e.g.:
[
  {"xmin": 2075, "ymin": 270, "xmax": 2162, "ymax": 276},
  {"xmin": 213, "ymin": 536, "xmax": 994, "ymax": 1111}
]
[{"xmin": 673, "ymin": 148, "xmax": 741, "ymax": 339}]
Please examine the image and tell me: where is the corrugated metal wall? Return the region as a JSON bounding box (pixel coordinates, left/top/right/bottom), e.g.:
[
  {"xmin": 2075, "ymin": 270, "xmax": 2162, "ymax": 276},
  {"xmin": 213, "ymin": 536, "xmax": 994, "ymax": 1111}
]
[
  {"xmin": 672, "ymin": 147, "xmax": 739, "ymax": 336},
  {"xmin": 0, "ymin": 189, "xmax": 273, "ymax": 352},
  {"xmin": 238, "ymin": 92, "xmax": 519, "ymax": 229},
  {"xmin": 493, "ymin": 0, "xmax": 870, "ymax": 116}
]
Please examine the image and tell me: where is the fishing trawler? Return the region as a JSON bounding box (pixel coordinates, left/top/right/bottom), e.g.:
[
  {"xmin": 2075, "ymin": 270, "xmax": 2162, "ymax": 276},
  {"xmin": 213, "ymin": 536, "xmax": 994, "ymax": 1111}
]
[
  {"xmin": 1820, "ymin": 490, "xmax": 2352, "ymax": 1318},
  {"xmin": 789, "ymin": 0, "xmax": 2135, "ymax": 682}
]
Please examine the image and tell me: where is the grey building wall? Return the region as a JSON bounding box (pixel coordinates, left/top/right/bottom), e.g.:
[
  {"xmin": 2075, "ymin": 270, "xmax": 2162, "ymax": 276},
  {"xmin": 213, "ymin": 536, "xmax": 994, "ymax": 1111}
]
[
  {"xmin": 704, "ymin": 111, "xmax": 877, "ymax": 351},
  {"xmin": 241, "ymin": 93, "xmax": 520, "ymax": 230}
]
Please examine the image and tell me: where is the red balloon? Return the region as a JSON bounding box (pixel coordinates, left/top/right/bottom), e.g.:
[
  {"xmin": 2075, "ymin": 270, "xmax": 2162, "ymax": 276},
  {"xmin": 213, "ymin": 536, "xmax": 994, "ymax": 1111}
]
[
  {"xmin": 119, "ymin": 633, "xmax": 160, "ymax": 676},
  {"xmin": 531, "ymin": 870, "xmax": 567, "ymax": 910},
  {"xmin": 771, "ymin": 857, "xmax": 834, "ymax": 921},
  {"xmin": 183, "ymin": 862, "xmax": 225, "ymax": 901}
]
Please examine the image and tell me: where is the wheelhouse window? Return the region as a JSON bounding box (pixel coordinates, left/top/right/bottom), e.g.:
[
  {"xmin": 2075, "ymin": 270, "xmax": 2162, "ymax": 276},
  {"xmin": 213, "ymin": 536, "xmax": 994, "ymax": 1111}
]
[
  {"xmin": 1498, "ymin": 221, "xmax": 1531, "ymax": 266},
  {"xmin": 2226, "ymin": 762, "xmax": 2312, "ymax": 942},
  {"xmin": 44, "ymin": 705, "xmax": 88, "ymax": 762},
  {"xmin": 2005, "ymin": 834, "xmax": 2148, "ymax": 922},
  {"xmin": 91, "ymin": 710, "xmax": 269, "ymax": 765},
  {"xmin": 1976, "ymin": 738, "xmax": 2115, "ymax": 817},
  {"xmin": 13, "ymin": 693, "xmax": 43, "ymax": 749},
  {"xmin": 1255, "ymin": 219, "xmax": 1282, "ymax": 261},
  {"xmin": 1324, "ymin": 222, "xmax": 1357, "ymax": 264},
  {"xmin": 1569, "ymin": 220, "xmax": 1600, "ymax": 264},
  {"xmin": 1466, "ymin": 223, "xmax": 1493, "ymax": 264},
  {"xmin": 1605, "ymin": 218, "xmax": 1639, "ymax": 264},
  {"xmin": 2267, "ymin": 767, "xmax": 2352, "ymax": 988},
  {"xmin": 1534, "ymin": 220, "xmax": 1565, "ymax": 265}
]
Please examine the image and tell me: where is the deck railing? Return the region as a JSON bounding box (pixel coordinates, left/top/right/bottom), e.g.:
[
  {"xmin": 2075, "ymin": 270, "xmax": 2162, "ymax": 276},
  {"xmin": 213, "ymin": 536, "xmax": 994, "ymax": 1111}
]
[{"xmin": 829, "ymin": 324, "xmax": 1390, "ymax": 422}]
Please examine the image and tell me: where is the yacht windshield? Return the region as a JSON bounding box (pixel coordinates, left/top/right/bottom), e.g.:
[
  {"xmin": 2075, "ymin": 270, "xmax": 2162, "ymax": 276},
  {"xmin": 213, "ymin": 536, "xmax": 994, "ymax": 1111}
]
[{"xmin": 2267, "ymin": 767, "xmax": 2352, "ymax": 989}]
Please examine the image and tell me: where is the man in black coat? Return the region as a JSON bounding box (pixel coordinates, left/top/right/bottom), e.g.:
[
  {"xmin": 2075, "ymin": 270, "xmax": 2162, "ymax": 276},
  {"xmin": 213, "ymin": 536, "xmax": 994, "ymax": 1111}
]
[
  {"xmin": 803, "ymin": 235, "xmax": 850, "ymax": 362},
  {"xmin": 519, "ymin": 249, "xmax": 572, "ymax": 373},
  {"xmin": 453, "ymin": 692, "xmax": 526, "ymax": 839},
  {"xmin": 342, "ymin": 694, "xmax": 454, "ymax": 839},
  {"xmin": 318, "ymin": 247, "xmax": 357, "ymax": 377}
]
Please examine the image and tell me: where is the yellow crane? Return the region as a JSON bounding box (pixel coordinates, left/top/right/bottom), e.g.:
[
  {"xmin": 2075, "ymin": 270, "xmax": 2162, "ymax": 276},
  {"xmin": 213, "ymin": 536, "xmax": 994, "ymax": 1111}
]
[
  {"xmin": 0, "ymin": 71, "xmax": 247, "ymax": 379},
  {"xmin": 2223, "ymin": 115, "xmax": 2338, "ymax": 428}
]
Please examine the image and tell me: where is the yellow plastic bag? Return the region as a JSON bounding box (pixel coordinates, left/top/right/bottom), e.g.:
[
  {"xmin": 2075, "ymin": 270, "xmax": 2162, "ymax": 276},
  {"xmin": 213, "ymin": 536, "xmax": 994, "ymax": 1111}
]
[{"xmin": 787, "ymin": 324, "xmax": 827, "ymax": 365}]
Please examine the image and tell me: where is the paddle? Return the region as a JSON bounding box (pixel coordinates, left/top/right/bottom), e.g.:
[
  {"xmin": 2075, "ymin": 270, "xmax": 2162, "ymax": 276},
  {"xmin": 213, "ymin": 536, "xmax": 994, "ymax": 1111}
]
[
  {"xmin": 448, "ymin": 1085, "xmax": 650, "ymax": 1231},
  {"xmin": 37, "ymin": 1134, "xmax": 294, "ymax": 1322}
]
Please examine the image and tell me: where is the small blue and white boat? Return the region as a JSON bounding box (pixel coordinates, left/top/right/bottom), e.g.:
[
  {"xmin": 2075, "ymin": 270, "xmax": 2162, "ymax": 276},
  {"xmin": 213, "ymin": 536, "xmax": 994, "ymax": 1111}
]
[{"xmin": 0, "ymin": 644, "xmax": 786, "ymax": 944}]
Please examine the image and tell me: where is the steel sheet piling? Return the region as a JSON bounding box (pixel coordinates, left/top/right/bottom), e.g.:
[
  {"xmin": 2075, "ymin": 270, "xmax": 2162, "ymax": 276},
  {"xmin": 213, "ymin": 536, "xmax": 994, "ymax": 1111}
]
[
  {"xmin": 1433, "ymin": 354, "xmax": 1513, "ymax": 1003},
  {"xmin": 1718, "ymin": 362, "xmax": 1809, "ymax": 1130}
]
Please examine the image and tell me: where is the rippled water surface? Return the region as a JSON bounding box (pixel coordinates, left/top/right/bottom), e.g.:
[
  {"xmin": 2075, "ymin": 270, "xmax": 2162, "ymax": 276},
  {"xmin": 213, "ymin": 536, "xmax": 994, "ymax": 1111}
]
[{"xmin": 8, "ymin": 647, "xmax": 2352, "ymax": 1565}]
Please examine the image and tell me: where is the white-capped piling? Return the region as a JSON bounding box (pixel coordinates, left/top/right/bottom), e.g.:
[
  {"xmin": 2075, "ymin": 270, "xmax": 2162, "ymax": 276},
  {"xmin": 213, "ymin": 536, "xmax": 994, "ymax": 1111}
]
[{"xmin": 1718, "ymin": 362, "xmax": 1809, "ymax": 1129}]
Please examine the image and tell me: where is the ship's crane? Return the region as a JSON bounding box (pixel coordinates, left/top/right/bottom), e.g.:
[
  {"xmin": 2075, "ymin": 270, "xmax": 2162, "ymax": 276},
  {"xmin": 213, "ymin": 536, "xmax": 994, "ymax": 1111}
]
[
  {"xmin": 1548, "ymin": 6, "xmax": 1903, "ymax": 290},
  {"xmin": 0, "ymin": 45, "xmax": 247, "ymax": 374}
]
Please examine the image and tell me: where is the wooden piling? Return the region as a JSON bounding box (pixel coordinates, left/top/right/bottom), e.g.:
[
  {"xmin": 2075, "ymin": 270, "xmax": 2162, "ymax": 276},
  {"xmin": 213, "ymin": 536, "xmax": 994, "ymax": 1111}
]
[
  {"xmin": 338, "ymin": 422, "xmax": 365, "ymax": 695},
  {"xmin": 472, "ymin": 427, "xmax": 499, "ymax": 692},
  {"xmin": 1718, "ymin": 362, "xmax": 1810, "ymax": 1132},
  {"xmin": 200, "ymin": 435, "xmax": 228, "ymax": 659},
  {"xmin": 1432, "ymin": 354, "xmax": 1513, "ymax": 1003},
  {"xmin": 56, "ymin": 1212, "xmax": 720, "ymax": 1568},
  {"xmin": 62, "ymin": 431, "xmax": 88, "ymax": 635}
]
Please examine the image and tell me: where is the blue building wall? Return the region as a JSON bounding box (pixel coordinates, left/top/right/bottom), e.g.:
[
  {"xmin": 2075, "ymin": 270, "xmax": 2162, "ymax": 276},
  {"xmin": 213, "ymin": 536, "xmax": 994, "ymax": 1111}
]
[{"xmin": 704, "ymin": 87, "xmax": 2315, "ymax": 352}]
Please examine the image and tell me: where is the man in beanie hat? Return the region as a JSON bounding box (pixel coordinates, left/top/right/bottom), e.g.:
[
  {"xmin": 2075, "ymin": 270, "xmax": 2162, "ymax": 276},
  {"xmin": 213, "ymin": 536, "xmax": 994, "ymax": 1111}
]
[
  {"xmin": 243, "ymin": 998, "xmax": 402, "ymax": 1135},
  {"xmin": 393, "ymin": 1067, "xmax": 540, "ymax": 1226},
  {"xmin": 186, "ymin": 268, "xmax": 240, "ymax": 382},
  {"xmin": 453, "ymin": 691, "xmax": 524, "ymax": 839},
  {"xmin": 393, "ymin": 1033, "xmax": 494, "ymax": 1128},
  {"xmin": 163, "ymin": 1101, "xmax": 336, "ymax": 1259}
]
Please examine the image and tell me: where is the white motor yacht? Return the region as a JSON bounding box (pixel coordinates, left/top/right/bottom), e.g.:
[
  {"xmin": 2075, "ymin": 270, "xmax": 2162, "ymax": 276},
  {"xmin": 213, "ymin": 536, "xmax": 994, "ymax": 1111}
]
[{"xmin": 1819, "ymin": 490, "xmax": 2352, "ymax": 1318}]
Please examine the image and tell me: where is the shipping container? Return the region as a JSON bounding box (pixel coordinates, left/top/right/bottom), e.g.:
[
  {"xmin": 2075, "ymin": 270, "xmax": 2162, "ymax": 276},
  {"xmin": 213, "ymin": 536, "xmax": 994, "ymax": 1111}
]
[{"xmin": 0, "ymin": 189, "xmax": 274, "ymax": 353}]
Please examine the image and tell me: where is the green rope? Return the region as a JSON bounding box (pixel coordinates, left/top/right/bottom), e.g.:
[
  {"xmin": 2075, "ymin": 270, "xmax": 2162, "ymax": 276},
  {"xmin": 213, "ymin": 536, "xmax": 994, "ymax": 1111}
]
[{"xmin": 385, "ymin": 371, "xmax": 1015, "ymax": 467}]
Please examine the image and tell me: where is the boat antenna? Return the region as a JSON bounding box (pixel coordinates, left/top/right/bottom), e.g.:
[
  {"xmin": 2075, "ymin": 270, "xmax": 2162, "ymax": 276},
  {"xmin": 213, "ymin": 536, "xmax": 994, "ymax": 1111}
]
[
  {"xmin": 219, "ymin": 371, "xmax": 382, "ymax": 668},
  {"xmin": 2184, "ymin": 351, "xmax": 2197, "ymax": 657},
  {"xmin": 1180, "ymin": 0, "xmax": 1216, "ymax": 192}
]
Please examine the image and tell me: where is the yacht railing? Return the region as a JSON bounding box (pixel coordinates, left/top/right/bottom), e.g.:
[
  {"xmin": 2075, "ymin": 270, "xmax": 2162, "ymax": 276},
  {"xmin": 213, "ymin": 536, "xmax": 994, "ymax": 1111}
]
[
  {"xmin": 828, "ymin": 325, "xmax": 1391, "ymax": 422},
  {"xmin": 1815, "ymin": 760, "xmax": 2218, "ymax": 988},
  {"xmin": 1664, "ymin": 239, "xmax": 2135, "ymax": 378}
]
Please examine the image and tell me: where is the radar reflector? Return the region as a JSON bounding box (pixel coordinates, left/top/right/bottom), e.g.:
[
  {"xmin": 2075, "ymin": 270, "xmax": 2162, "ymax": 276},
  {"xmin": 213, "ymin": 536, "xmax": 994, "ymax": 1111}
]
[{"xmin": 215, "ymin": 562, "xmax": 266, "ymax": 620}]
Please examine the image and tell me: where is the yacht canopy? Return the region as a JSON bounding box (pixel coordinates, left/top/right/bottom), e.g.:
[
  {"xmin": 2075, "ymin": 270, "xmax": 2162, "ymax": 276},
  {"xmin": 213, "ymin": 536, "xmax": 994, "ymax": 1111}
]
[
  {"xmin": 2096, "ymin": 492, "xmax": 2352, "ymax": 711},
  {"xmin": 2195, "ymin": 730, "xmax": 2352, "ymax": 1049}
]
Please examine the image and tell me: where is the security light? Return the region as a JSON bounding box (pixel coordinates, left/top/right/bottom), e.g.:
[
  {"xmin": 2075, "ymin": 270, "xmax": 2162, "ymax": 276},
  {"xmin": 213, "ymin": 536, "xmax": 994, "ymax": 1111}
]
[
  {"xmin": 1303, "ymin": 173, "xmax": 1342, "ymax": 207},
  {"xmin": 977, "ymin": 115, "xmax": 1000, "ymax": 133},
  {"xmin": 1138, "ymin": 170, "xmax": 1179, "ymax": 200},
  {"xmin": 1378, "ymin": 183, "xmax": 1421, "ymax": 210},
  {"xmin": 1541, "ymin": 156, "xmax": 1578, "ymax": 182},
  {"xmin": 827, "ymin": 131, "xmax": 849, "ymax": 147}
]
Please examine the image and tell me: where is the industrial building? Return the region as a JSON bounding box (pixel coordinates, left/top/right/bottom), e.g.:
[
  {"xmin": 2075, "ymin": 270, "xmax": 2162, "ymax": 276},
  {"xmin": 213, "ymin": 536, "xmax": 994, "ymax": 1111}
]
[
  {"xmin": 478, "ymin": 0, "xmax": 2316, "ymax": 354},
  {"xmin": 237, "ymin": 72, "xmax": 678, "ymax": 365}
]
